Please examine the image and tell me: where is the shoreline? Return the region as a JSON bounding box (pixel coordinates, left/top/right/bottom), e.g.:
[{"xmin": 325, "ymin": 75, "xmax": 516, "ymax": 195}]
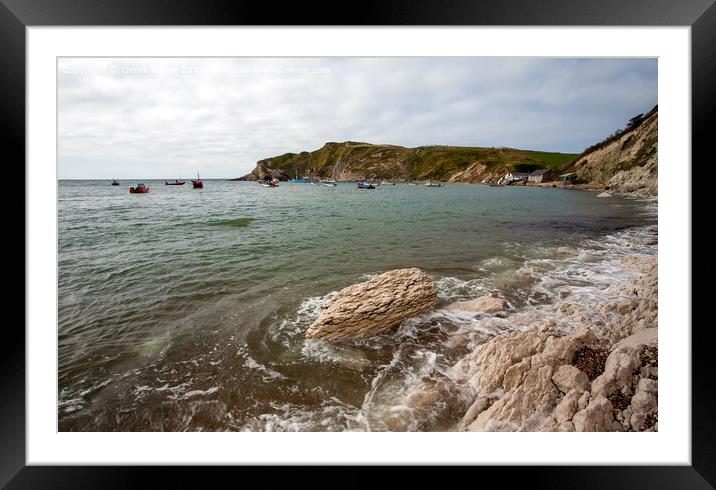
[{"xmin": 401, "ymin": 224, "xmax": 658, "ymax": 432}]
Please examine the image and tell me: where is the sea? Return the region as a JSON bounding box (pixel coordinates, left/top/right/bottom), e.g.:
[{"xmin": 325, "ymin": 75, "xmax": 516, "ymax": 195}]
[{"xmin": 58, "ymin": 179, "xmax": 657, "ymax": 431}]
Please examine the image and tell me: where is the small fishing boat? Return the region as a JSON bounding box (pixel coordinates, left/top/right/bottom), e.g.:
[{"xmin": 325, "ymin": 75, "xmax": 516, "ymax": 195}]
[
  {"xmin": 322, "ymin": 180, "xmax": 337, "ymax": 187},
  {"xmin": 291, "ymin": 170, "xmax": 311, "ymax": 183},
  {"xmin": 425, "ymin": 180, "xmax": 443, "ymax": 187},
  {"xmin": 192, "ymin": 172, "xmax": 203, "ymax": 189},
  {"xmin": 129, "ymin": 183, "xmax": 149, "ymax": 194},
  {"xmin": 381, "ymin": 180, "xmax": 395, "ymax": 186},
  {"xmin": 261, "ymin": 177, "xmax": 279, "ymax": 187},
  {"xmin": 111, "ymin": 179, "xmax": 120, "ymax": 186},
  {"xmin": 165, "ymin": 179, "xmax": 185, "ymax": 185},
  {"xmin": 357, "ymin": 181, "xmax": 375, "ymax": 189}
]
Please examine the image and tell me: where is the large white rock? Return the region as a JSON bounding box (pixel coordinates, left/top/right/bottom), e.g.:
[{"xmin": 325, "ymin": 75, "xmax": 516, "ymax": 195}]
[{"xmin": 305, "ymin": 268, "xmax": 437, "ymax": 341}]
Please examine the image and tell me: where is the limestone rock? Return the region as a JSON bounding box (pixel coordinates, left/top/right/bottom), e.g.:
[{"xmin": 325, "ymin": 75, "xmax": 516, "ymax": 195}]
[
  {"xmin": 554, "ymin": 389, "xmax": 580, "ymax": 423},
  {"xmin": 453, "ymin": 253, "xmax": 658, "ymax": 433},
  {"xmin": 446, "ymin": 295, "xmax": 508, "ymax": 314},
  {"xmin": 305, "ymin": 268, "xmax": 437, "ymax": 341},
  {"xmin": 573, "ymin": 396, "xmax": 614, "ymax": 431},
  {"xmin": 552, "ymin": 365, "xmax": 590, "ymax": 394},
  {"xmin": 457, "ymin": 323, "xmax": 600, "ymax": 432}
]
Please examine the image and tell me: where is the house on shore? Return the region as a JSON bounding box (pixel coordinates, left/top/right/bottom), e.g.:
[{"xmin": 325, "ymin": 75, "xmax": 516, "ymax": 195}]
[
  {"xmin": 560, "ymin": 172, "xmax": 577, "ymax": 182},
  {"xmin": 528, "ymin": 169, "xmax": 553, "ymax": 183},
  {"xmin": 504, "ymin": 172, "xmax": 530, "ymax": 183}
]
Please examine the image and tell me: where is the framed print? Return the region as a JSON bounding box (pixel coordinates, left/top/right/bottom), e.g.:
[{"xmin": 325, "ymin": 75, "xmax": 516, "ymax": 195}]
[{"xmin": 5, "ymin": 0, "xmax": 713, "ymax": 487}]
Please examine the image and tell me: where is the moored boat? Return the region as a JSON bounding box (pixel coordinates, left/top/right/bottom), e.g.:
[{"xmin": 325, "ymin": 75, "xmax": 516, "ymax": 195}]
[
  {"xmin": 291, "ymin": 170, "xmax": 311, "ymax": 183},
  {"xmin": 425, "ymin": 180, "xmax": 443, "ymax": 187},
  {"xmin": 165, "ymin": 179, "xmax": 185, "ymax": 185},
  {"xmin": 322, "ymin": 180, "xmax": 337, "ymax": 187},
  {"xmin": 357, "ymin": 181, "xmax": 376, "ymax": 189},
  {"xmin": 111, "ymin": 179, "xmax": 120, "ymax": 186},
  {"xmin": 192, "ymin": 172, "xmax": 203, "ymax": 189},
  {"xmin": 129, "ymin": 183, "xmax": 149, "ymax": 194},
  {"xmin": 261, "ymin": 176, "xmax": 279, "ymax": 187}
]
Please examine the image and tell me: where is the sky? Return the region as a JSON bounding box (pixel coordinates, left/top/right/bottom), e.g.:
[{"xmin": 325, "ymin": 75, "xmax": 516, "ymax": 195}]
[{"xmin": 58, "ymin": 57, "xmax": 657, "ymax": 179}]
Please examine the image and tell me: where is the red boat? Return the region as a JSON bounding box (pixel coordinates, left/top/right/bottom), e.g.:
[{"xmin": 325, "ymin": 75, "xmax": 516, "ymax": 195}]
[
  {"xmin": 192, "ymin": 172, "xmax": 203, "ymax": 189},
  {"xmin": 129, "ymin": 183, "xmax": 149, "ymax": 194},
  {"xmin": 165, "ymin": 179, "xmax": 185, "ymax": 185}
]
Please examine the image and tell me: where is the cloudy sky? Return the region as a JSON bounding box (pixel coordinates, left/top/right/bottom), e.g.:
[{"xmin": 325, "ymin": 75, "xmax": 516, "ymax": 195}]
[{"xmin": 58, "ymin": 57, "xmax": 657, "ymax": 179}]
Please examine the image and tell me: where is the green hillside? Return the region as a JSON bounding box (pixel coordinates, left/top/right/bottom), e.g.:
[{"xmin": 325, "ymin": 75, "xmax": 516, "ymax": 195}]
[{"xmin": 239, "ymin": 141, "xmax": 578, "ymax": 182}]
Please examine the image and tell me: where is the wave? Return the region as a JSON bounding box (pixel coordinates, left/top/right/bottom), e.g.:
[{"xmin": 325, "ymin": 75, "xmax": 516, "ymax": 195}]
[{"xmin": 241, "ymin": 223, "xmax": 658, "ymax": 431}]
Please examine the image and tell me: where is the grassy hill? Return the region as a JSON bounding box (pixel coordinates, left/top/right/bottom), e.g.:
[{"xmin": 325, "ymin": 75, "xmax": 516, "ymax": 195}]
[{"xmin": 238, "ymin": 142, "xmax": 578, "ymax": 182}]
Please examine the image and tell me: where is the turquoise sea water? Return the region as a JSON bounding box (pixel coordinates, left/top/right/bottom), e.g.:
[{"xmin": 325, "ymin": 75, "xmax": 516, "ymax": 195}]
[{"xmin": 58, "ymin": 180, "xmax": 656, "ymax": 431}]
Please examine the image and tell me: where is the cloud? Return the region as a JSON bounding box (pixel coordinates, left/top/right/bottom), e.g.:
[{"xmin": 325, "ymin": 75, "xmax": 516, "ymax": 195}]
[{"xmin": 58, "ymin": 57, "xmax": 657, "ymax": 178}]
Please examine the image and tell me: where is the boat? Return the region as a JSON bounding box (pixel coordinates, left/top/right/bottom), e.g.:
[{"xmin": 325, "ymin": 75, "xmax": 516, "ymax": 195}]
[
  {"xmin": 381, "ymin": 180, "xmax": 396, "ymax": 186},
  {"xmin": 357, "ymin": 181, "xmax": 376, "ymax": 189},
  {"xmin": 322, "ymin": 180, "xmax": 337, "ymax": 187},
  {"xmin": 291, "ymin": 169, "xmax": 311, "ymax": 183},
  {"xmin": 425, "ymin": 180, "xmax": 443, "ymax": 187},
  {"xmin": 192, "ymin": 172, "xmax": 203, "ymax": 189},
  {"xmin": 129, "ymin": 183, "xmax": 149, "ymax": 194},
  {"xmin": 165, "ymin": 179, "xmax": 185, "ymax": 185},
  {"xmin": 406, "ymin": 182, "xmax": 417, "ymax": 186},
  {"xmin": 261, "ymin": 177, "xmax": 279, "ymax": 187},
  {"xmin": 111, "ymin": 179, "xmax": 119, "ymax": 186}
]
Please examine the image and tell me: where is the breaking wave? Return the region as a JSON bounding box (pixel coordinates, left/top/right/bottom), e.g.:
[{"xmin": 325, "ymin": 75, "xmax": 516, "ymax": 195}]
[{"xmin": 236, "ymin": 223, "xmax": 657, "ymax": 431}]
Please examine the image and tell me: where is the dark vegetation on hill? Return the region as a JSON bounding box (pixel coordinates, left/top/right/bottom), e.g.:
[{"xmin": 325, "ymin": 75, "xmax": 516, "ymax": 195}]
[{"xmin": 559, "ymin": 105, "xmax": 658, "ymax": 174}]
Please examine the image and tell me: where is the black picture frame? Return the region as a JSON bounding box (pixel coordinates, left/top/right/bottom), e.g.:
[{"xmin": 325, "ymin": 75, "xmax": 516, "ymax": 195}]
[{"xmin": 4, "ymin": 0, "xmax": 712, "ymax": 487}]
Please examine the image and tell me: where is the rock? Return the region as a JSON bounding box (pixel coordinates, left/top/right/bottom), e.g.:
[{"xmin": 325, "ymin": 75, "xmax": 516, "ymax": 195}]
[
  {"xmin": 614, "ymin": 328, "xmax": 658, "ymax": 349},
  {"xmin": 631, "ymin": 389, "xmax": 657, "ymax": 413},
  {"xmin": 573, "ymin": 396, "xmax": 614, "ymax": 431},
  {"xmin": 446, "ymin": 295, "xmax": 508, "ymax": 314},
  {"xmin": 451, "ymin": 252, "xmax": 658, "ymax": 433},
  {"xmin": 554, "ymin": 389, "xmax": 580, "ymax": 423},
  {"xmin": 460, "ymin": 396, "xmax": 491, "ymax": 429},
  {"xmin": 552, "ymin": 365, "xmax": 590, "ymax": 394},
  {"xmin": 578, "ymin": 391, "xmax": 591, "ymax": 410},
  {"xmin": 630, "ymin": 412, "xmax": 647, "ymax": 431},
  {"xmin": 588, "ymin": 330, "xmax": 656, "ymax": 399},
  {"xmin": 590, "ymin": 348, "xmax": 637, "ymax": 398},
  {"xmin": 467, "ymin": 363, "xmax": 561, "ymax": 431},
  {"xmin": 305, "ymin": 268, "xmax": 437, "ymax": 341}
]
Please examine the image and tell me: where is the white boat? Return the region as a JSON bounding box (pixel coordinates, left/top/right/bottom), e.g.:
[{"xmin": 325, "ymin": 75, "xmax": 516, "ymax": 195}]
[
  {"xmin": 322, "ymin": 180, "xmax": 337, "ymax": 187},
  {"xmin": 261, "ymin": 177, "xmax": 279, "ymax": 187},
  {"xmin": 381, "ymin": 180, "xmax": 395, "ymax": 186},
  {"xmin": 425, "ymin": 180, "xmax": 443, "ymax": 187}
]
